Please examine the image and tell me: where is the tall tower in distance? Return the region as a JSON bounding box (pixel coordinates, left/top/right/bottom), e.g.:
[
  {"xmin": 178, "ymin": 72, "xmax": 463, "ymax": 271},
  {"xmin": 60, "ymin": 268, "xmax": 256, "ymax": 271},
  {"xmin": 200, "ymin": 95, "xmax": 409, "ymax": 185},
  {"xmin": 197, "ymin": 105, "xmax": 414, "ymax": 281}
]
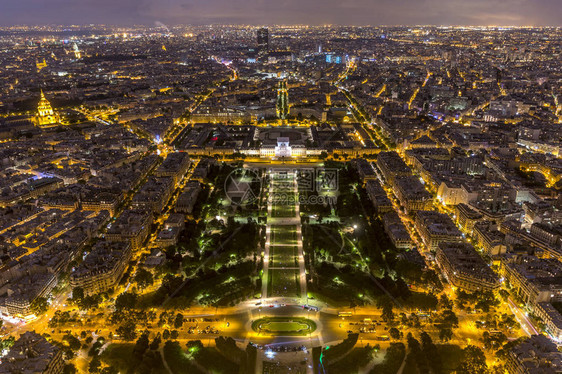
[
  {"xmin": 35, "ymin": 90, "xmax": 60, "ymax": 127},
  {"xmin": 257, "ymin": 28, "xmax": 269, "ymax": 52},
  {"xmin": 276, "ymin": 81, "xmax": 289, "ymax": 120}
]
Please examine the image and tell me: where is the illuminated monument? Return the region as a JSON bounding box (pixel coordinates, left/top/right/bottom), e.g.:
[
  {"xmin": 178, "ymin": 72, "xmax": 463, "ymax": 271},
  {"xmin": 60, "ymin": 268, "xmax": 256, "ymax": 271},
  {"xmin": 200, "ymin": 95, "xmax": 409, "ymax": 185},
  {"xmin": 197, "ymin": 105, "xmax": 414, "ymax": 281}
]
[
  {"xmin": 34, "ymin": 90, "xmax": 60, "ymax": 127},
  {"xmin": 276, "ymin": 81, "xmax": 289, "ymax": 120},
  {"xmin": 36, "ymin": 58, "xmax": 47, "ymax": 72},
  {"xmin": 275, "ymin": 137, "xmax": 292, "ymax": 157},
  {"xmin": 72, "ymin": 43, "xmax": 81, "ymax": 59}
]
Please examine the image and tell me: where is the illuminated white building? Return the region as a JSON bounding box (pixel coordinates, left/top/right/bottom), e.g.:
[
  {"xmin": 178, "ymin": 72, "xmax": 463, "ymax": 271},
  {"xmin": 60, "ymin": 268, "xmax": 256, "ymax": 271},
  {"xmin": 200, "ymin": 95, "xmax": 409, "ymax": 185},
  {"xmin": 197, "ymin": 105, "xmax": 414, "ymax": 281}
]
[{"xmin": 275, "ymin": 137, "xmax": 292, "ymax": 157}]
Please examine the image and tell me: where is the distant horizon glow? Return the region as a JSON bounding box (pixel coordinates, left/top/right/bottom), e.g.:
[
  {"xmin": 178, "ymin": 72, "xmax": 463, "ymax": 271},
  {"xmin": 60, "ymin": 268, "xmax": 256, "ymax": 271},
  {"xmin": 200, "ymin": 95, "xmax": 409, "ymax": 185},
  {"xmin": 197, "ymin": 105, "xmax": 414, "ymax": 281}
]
[{"xmin": 0, "ymin": 0, "xmax": 560, "ymax": 27}]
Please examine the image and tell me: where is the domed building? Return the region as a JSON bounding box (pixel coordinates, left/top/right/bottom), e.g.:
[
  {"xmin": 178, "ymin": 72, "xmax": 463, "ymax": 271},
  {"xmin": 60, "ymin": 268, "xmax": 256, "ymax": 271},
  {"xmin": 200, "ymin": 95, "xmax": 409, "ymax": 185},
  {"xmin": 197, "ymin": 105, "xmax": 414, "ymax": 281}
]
[{"xmin": 34, "ymin": 90, "xmax": 60, "ymax": 127}]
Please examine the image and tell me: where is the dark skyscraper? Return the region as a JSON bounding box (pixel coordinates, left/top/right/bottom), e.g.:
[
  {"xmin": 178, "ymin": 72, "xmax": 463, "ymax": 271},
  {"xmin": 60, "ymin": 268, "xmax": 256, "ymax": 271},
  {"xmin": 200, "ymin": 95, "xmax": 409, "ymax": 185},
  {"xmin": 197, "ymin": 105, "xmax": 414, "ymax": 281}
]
[{"xmin": 257, "ymin": 28, "xmax": 269, "ymax": 52}]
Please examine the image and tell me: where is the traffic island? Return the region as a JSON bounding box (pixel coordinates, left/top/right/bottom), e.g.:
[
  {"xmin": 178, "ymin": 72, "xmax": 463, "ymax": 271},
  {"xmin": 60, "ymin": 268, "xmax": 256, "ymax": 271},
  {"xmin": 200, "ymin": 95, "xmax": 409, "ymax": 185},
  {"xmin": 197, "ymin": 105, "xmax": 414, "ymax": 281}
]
[{"xmin": 251, "ymin": 316, "xmax": 317, "ymax": 336}]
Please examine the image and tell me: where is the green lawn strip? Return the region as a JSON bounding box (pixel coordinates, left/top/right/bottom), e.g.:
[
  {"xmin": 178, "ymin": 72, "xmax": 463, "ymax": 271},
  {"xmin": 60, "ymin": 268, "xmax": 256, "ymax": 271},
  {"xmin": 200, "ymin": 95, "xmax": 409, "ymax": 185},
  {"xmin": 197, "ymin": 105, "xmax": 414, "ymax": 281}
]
[
  {"xmin": 269, "ymin": 245, "xmax": 298, "ymax": 267},
  {"xmin": 269, "ymin": 269, "xmax": 300, "ymax": 297},
  {"xmin": 271, "ymin": 225, "xmax": 297, "ymax": 245},
  {"xmin": 272, "ymin": 203, "xmax": 295, "ymax": 218}
]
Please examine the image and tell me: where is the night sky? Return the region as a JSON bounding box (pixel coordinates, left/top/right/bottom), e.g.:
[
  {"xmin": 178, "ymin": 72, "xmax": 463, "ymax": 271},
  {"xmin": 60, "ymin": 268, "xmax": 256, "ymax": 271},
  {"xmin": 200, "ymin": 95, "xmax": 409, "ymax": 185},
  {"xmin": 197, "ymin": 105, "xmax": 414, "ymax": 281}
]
[{"xmin": 1, "ymin": 0, "xmax": 561, "ymax": 26}]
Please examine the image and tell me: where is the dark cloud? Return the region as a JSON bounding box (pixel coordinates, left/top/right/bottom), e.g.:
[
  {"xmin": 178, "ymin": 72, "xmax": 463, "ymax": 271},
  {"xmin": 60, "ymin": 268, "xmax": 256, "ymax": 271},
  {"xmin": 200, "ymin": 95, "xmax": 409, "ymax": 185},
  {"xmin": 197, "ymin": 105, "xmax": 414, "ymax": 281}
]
[{"xmin": 0, "ymin": 0, "xmax": 560, "ymax": 26}]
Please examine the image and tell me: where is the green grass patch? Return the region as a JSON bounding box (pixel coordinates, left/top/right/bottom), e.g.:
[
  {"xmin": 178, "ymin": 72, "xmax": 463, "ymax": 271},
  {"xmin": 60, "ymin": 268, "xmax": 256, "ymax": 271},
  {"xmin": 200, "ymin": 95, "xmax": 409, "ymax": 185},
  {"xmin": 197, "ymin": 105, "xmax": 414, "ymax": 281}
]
[
  {"xmin": 269, "ymin": 245, "xmax": 298, "ymax": 267},
  {"xmin": 251, "ymin": 317, "xmax": 316, "ymax": 336},
  {"xmin": 272, "ymin": 203, "xmax": 295, "ymax": 218},
  {"xmin": 271, "ymin": 225, "xmax": 297, "ymax": 245},
  {"xmin": 268, "ymin": 269, "xmax": 300, "ymax": 297}
]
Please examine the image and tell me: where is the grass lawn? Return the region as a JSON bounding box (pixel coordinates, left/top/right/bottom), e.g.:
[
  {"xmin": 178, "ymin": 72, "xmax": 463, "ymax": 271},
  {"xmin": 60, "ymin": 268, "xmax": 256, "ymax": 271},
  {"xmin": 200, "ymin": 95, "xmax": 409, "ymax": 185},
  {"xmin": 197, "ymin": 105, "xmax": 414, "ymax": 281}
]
[
  {"xmin": 268, "ymin": 269, "xmax": 300, "ymax": 297},
  {"xmin": 252, "ymin": 317, "xmax": 316, "ymax": 336},
  {"xmin": 271, "ymin": 225, "xmax": 297, "ymax": 245},
  {"xmin": 265, "ymin": 321, "xmax": 307, "ymax": 330},
  {"xmin": 269, "ymin": 245, "xmax": 298, "ymax": 267},
  {"xmin": 272, "ymin": 203, "xmax": 295, "ymax": 217}
]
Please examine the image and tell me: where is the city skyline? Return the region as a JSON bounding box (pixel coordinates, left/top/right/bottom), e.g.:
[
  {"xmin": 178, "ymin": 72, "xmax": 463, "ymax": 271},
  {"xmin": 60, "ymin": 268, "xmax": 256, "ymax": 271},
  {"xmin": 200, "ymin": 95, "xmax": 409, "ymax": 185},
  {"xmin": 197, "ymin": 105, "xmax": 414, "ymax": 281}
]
[
  {"xmin": 0, "ymin": 18, "xmax": 561, "ymax": 374},
  {"xmin": 1, "ymin": 0, "xmax": 561, "ymax": 27}
]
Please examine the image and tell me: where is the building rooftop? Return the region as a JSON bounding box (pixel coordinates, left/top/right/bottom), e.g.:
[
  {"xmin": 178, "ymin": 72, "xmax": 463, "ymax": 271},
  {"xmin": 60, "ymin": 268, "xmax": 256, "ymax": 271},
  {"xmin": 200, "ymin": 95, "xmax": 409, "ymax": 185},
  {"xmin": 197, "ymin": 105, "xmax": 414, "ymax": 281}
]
[{"xmin": 0, "ymin": 331, "xmax": 61, "ymax": 374}]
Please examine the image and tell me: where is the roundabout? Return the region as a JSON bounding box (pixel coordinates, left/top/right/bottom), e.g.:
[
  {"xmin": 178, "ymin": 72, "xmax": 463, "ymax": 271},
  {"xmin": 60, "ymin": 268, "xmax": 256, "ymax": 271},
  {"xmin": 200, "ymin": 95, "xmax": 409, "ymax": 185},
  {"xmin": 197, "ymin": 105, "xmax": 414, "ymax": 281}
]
[{"xmin": 252, "ymin": 317, "xmax": 317, "ymax": 336}]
